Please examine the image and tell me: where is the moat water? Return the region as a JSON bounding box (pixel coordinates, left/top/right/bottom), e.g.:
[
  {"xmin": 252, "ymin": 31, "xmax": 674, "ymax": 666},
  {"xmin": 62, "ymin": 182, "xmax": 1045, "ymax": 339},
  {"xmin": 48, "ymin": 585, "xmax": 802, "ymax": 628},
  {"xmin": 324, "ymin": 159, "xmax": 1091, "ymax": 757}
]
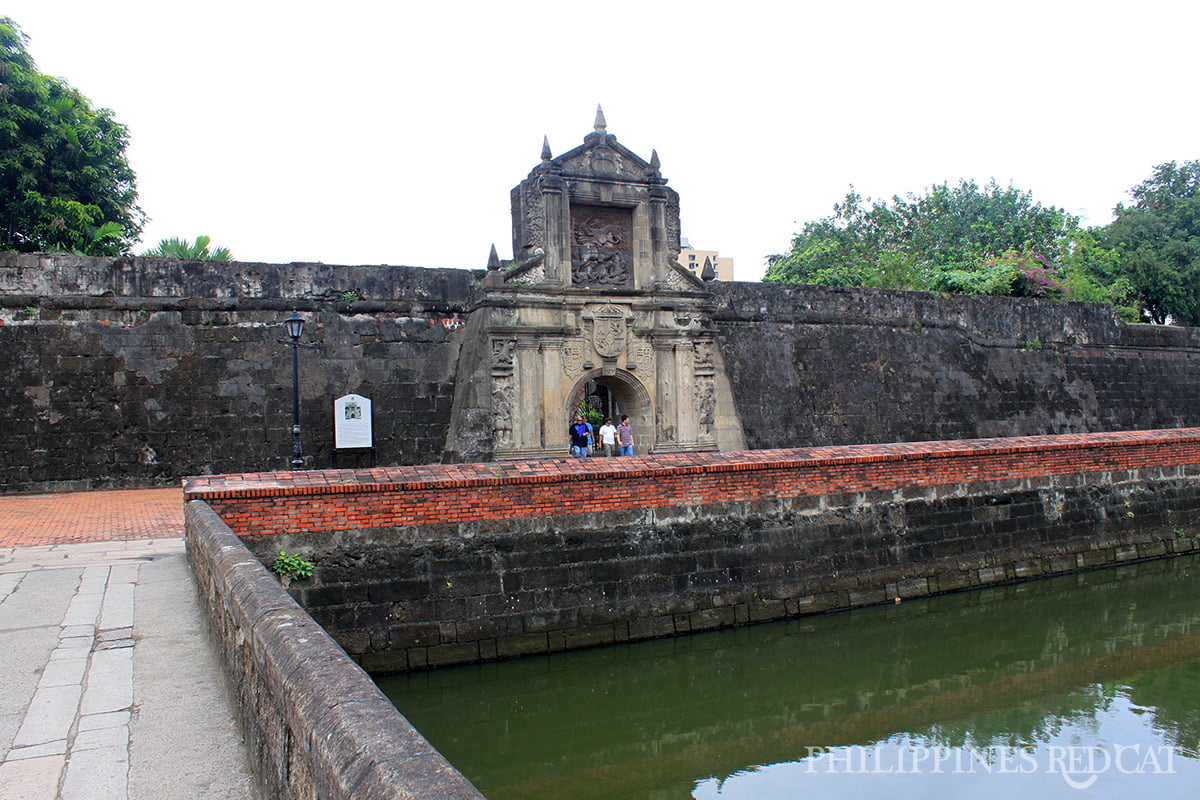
[{"xmin": 378, "ymin": 554, "xmax": 1200, "ymax": 799}]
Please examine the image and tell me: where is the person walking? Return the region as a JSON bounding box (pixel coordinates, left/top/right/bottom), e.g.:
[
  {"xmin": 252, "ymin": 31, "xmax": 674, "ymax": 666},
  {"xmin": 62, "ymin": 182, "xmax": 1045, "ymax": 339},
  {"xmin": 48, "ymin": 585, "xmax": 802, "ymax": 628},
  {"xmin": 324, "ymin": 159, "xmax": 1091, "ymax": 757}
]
[
  {"xmin": 616, "ymin": 415, "xmax": 635, "ymax": 456},
  {"xmin": 598, "ymin": 418, "xmax": 617, "ymax": 457},
  {"xmin": 570, "ymin": 416, "xmax": 591, "ymax": 458},
  {"xmin": 583, "ymin": 417, "xmax": 595, "ymax": 457}
]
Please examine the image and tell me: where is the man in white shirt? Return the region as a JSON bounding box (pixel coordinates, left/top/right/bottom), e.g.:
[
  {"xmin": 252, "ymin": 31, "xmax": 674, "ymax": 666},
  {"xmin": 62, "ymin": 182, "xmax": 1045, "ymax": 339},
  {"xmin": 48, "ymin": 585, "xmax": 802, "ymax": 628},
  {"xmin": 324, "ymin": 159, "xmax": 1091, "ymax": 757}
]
[{"xmin": 598, "ymin": 418, "xmax": 618, "ymax": 457}]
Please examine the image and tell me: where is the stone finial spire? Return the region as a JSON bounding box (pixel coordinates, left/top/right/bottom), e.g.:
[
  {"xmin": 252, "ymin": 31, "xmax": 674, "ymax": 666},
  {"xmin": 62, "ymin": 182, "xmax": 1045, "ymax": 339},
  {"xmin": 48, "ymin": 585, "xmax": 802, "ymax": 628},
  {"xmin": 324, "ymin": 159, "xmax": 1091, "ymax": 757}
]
[
  {"xmin": 594, "ymin": 104, "xmax": 607, "ymax": 132},
  {"xmin": 701, "ymin": 256, "xmax": 716, "ymax": 282},
  {"xmin": 541, "ymin": 136, "xmax": 552, "ymax": 161},
  {"xmin": 650, "ymin": 149, "xmax": 660, "ymax": 171},
  {"xmin": 487, "ymin": 244, "xmax": 502, "ymax": 271}
]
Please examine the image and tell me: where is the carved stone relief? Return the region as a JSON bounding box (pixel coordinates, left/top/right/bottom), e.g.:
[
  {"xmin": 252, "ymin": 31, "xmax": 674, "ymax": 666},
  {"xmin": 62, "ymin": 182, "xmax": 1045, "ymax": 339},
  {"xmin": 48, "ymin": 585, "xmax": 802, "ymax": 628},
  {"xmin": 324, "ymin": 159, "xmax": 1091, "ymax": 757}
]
[
  {"xmin": 571, "ymin": 205, "xmax": 632, "ymax": 287},
  {"xmin": 559, "ymin": 145, "xmax": 644, "ymax": 181},
  {"xmin": 694, "ymin": 375, "xmax": 715, "ymax": 435},
  {"xmin": 591, "ymin": 304, "xmax": 626, "ymax": 358},
  {"xmin": 509, "ymin": 264, "xmax": 546, "ymax": 285},
  {"xmin": 662, "ymin": 266, "xmax": 692, "ymax": 292},
  {"xmin": 492, "ymin": 380, "xmax": 514, "ymax": 445},
  {"xmin": 521, "ymin": 182, "xmax": 545, "ymax": 251},
  {"xmin": 628, "ymin": 335, "xmax": 653, "ymax": 372},
  {"xmin": 665, "ymin": 194, "xmax": 681, "ymax": 253},
  {"xmin": 561, "ymin": 338, "xmax": 584, "ymax": 376},
  {"xmin": 491, "ymin": 338, "xmax": 515, "ymax": 367},
  {"xmin": 588, "ymin": 145, "xmax": 626, "ymax": 177}
]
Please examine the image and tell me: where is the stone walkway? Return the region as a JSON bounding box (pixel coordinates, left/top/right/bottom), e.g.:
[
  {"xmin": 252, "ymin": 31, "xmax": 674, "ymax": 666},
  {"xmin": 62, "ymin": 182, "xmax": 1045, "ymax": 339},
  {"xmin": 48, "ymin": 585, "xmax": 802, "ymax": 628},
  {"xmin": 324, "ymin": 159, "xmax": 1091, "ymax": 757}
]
[{"xmin": 0, "ymin": 489, "xmax": 256, "ymax": 799}]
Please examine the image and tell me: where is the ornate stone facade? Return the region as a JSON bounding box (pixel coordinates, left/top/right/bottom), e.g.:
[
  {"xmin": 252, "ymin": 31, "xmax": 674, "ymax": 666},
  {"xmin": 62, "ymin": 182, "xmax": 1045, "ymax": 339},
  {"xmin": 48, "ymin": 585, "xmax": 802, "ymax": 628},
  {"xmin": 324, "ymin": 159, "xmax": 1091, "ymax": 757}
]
[{"xmin": 478, "ymin": 109, "xmax": 740, "ymax": 459}]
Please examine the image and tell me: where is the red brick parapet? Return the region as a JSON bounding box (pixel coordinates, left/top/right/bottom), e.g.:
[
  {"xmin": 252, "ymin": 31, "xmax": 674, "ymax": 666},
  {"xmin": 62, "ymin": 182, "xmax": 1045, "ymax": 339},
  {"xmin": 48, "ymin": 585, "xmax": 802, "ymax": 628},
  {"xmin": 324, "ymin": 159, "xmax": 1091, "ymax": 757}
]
[{"xmin": 183, "ymin": 428, "xmax": 1200, "ymax": 537}]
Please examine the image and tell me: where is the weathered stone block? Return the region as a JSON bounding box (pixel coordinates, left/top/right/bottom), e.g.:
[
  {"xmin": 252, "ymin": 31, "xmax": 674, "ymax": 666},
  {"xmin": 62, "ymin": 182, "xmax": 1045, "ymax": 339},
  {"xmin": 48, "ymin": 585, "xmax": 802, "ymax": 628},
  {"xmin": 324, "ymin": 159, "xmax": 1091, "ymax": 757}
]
[
  {"xmin": 748, "ymin": 598, "xmax": 788, "ymax": 621},
  {"xmin": 1137, "ymin": 540, "xmax": 1168, "ymax": 558},
  {"xmin": 1081, "ymin": 548, "xmax": 1115, "ymax": 567},
  {"xmin": 847, "ymin": 587, "xmax": 888, "ymax": 606},
  {"xmin": 689, "ymin": 606, "xmax": 737, "ymax": 631},
  {"xmin": 359, "ymin": 650, "xmax": 408, "ymax": 675},
  {"xmin": 627, "ymin": 616, "xmax": 675, "ymax": 640},
  {"xmin": 792, "ymin": 592, "xmax": 849, "ymax": 618},
  {"xmin": 495, "ymin": 632, "xmax": 549, "ymax": 659},
  {"xmin": 426, "ymin": 642, "xmax": 480, "ymax": 669},
  {"xmin": 931, "ymin": 571, "xmax": 973, "ymax": 593}
]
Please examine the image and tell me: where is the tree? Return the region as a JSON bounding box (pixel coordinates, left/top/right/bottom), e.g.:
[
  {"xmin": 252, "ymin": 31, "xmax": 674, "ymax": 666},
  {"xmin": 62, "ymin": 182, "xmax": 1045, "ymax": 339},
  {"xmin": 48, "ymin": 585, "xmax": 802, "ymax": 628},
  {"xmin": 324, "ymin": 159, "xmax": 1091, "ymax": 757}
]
[
  {"xmin": 1099, "ymin": 161, "xmax": 1200, "ymax": 325},
  {"xmin": 0, "ymin": 17, "xmax": 144, "ymax": 255},
  {"xmin": 763, "ymin": 189, "xmax": 897, "ymax": 288},
  {"xmin": 766, "ymin": 180, "xmax": 1078, "ymax": 295},
  {"xmin": 141, "ymin": 236, "xmax": 233, "ymax": 261},
  {"xmin": 764, "ymin": 180, "xmax": 1143, "ymax": 318}
]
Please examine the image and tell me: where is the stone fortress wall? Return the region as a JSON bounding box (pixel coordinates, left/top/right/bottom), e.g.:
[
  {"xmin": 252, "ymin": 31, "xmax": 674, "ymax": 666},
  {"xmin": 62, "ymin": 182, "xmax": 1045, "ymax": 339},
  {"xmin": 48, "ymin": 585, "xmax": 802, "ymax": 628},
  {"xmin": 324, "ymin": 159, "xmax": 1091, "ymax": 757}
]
[
  {"xmin": 0, "ymin": 252, "xmax": 479, "ymax": 492},
  {"xmin": 3, "ymin": 251, "xmax": 1200, "ymax": 493},
  {"xmin": 713, "ymin": 281, "xmax": 1200, "ymax": 447},
  {"xmin": 5, "ymin": 112, "xmax": 1200, "ymax": 493}
]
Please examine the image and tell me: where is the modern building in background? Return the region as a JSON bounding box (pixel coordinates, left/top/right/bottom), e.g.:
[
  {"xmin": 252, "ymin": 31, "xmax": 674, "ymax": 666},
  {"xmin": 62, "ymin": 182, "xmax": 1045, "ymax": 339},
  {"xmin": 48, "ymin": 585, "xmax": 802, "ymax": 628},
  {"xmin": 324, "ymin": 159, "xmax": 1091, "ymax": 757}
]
[{"xmin": 678, "ymin": 238, "xmax": 734, "ymax": 281}]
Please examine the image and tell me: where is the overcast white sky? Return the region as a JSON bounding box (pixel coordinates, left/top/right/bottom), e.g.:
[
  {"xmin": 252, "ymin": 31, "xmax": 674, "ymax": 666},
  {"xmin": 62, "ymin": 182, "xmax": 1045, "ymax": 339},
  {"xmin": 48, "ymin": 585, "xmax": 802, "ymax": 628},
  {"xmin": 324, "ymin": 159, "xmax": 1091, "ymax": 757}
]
[{"xmin": 7, "ymin": 0, "xmax": 1198, "ymax": 281}]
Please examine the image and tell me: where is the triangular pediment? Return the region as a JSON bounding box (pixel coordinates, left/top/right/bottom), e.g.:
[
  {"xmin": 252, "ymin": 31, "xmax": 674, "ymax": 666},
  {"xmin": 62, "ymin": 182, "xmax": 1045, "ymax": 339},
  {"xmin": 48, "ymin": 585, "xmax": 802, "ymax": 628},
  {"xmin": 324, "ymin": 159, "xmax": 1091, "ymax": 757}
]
[{"xmin": 550, "ymin": 133, "xmax": 658, "ymax": 183}]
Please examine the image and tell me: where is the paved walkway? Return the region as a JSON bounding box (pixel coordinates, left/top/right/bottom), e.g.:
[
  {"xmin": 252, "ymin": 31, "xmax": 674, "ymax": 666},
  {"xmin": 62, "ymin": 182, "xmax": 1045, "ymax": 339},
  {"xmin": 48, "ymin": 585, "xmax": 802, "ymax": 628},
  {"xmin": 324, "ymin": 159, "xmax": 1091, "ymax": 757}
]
[{"xmin": 0, "ymin": 489, "xmax": 256, "ymax": 799}]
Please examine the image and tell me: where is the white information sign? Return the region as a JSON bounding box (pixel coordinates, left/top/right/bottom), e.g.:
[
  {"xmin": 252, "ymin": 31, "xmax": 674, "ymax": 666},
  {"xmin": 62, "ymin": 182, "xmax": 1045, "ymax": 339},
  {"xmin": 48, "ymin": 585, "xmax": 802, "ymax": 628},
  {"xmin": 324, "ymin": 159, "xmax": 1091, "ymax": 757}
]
[{"xmin": 334, "ymin": 394, "xmax": 373, "ymax": 448}]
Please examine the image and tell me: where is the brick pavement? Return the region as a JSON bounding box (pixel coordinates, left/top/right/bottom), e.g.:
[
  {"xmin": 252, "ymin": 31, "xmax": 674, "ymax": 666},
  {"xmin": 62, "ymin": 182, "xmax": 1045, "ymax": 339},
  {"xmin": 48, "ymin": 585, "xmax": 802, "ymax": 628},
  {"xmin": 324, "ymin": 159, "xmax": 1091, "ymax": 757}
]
[{"xmin": 0, "ymin": 488, "xmax": 184, "ymax": 548}]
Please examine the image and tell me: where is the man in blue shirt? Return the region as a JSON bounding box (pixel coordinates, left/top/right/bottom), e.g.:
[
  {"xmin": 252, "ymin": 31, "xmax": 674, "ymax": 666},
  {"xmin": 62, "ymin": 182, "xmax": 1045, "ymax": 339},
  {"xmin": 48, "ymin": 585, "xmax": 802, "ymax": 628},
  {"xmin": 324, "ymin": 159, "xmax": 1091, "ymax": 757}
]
[{"xmin": 570, "ymin": 416, "xmax": 591, "ymax": 458}]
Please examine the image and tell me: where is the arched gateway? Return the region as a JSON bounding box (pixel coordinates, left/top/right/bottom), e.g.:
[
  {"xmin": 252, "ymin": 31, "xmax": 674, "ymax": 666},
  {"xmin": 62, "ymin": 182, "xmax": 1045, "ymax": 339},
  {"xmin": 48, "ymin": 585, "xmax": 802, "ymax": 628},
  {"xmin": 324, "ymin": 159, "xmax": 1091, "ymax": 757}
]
[
  {"xmin": 567, "ymin": 370, "xmax": 651, "ymax": 447},
  {"xmin": 444, "ymin": 108, "xmax": 744, "ymax": 461}
]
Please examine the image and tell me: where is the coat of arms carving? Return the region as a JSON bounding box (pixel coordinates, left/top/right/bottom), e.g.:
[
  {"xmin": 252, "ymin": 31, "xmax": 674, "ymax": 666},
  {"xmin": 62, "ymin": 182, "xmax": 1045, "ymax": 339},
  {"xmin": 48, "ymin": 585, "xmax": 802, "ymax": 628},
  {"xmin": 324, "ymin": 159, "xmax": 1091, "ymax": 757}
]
[{"xmin": 591, "ymin": 304, "xmax": 626, "ymax": 358}]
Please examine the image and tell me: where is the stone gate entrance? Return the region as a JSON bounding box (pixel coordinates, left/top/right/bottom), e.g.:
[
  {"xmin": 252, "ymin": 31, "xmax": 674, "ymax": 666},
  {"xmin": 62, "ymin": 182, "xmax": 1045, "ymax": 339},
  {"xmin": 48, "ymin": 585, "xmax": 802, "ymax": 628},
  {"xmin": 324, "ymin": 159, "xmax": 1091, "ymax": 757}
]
[
  {"xmin": 445, "ymin": 108, "xmax": 745, "ymax": 461},
  {"xmin": 568, "ymin": 371, "xmax": 651, "ymax": 447}
]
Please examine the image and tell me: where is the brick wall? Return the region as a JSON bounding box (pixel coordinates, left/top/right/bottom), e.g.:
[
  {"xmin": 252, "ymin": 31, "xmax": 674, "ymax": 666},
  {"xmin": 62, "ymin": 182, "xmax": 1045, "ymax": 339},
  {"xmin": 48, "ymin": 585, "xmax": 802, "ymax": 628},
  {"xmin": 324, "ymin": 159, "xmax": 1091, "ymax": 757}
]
[
  {"xmin": 184, "ymin": 429, "xmax": 1200, "ymax": 673},
  {"xmin": 184, "ymin": 428, "xmax": 1200, "ymax": 534}
]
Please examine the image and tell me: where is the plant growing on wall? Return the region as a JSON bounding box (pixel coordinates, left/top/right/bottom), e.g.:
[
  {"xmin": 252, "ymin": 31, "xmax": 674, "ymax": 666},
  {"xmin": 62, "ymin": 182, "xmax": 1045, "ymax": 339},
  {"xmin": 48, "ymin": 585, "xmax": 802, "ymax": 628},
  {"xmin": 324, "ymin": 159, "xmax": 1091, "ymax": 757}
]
[
  {"xmin": 141, "ymin": 235, "xmax": 233, "ymax": 261},
  {"xmin": 272, "ymin": 550, "xmax": 314, "ymax": 588}
]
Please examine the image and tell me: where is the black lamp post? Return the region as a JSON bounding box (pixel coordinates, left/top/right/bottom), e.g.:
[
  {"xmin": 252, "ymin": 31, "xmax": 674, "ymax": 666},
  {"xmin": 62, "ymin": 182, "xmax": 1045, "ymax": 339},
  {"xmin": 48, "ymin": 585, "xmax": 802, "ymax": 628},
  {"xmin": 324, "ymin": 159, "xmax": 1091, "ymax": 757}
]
[{"xmin": 280, "ymin": 311, "xmax": 317, "ymax": 469}]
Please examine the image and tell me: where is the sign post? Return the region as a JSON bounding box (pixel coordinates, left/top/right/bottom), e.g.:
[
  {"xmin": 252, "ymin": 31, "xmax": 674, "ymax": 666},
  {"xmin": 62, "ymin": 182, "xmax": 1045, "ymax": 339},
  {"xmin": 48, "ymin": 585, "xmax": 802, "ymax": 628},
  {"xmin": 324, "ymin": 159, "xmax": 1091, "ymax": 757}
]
[{"xmin": 333, "ymin": 394, "xmax": 375, "ymax": 467}]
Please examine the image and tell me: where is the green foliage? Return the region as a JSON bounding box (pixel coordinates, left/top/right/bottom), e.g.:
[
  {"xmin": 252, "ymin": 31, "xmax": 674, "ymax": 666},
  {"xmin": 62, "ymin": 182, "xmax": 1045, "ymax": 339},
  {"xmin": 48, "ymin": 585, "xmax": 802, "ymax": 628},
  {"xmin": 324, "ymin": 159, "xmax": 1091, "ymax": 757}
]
[
  {"xmin": 339, "ymin": 290, "xmax": 361, "ymax": 303},
  {"xmin": 764, "ymin": 188, "xmax": 894, "ymax": 288},
  {"xmin": 935, "ymin": 252, "xmax": 1020, "ymax": 296},
  {"xmin": 0, "ymin": 18, "xmax": 144, "ymax": 254},
  {"xmin": 573, "ymin": 397, "xmax": 606, "ymax": 428},
  {"xmin": 1058, "ymin": 227, "xmax": 1142, "ymax": 320},
  {"xmin": 764, "ymin": 176, "xmax": 1178, "ymax": 323},
  {"xmin": 1099, "ymin": 160, "xmax": 1200, "ymax": 325},
  {"xmin": 766, "ymin": 181, "xmax": 1079, "ymax": 299},
  {"xmin": 141, "ymin": 235, "xmax": 233, "ymax": 261},
  {"xmin": 272, "ymin": 551, "xmax": 314, "ymax": 582}
]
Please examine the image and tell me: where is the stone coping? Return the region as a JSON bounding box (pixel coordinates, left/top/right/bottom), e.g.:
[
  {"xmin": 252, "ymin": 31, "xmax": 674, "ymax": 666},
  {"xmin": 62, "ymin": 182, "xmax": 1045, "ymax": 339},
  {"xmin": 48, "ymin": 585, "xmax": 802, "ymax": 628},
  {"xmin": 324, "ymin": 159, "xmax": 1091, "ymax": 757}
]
[
  {"xmin": 185, "ymin": 501, "xmax": 485, "ymax": 799},
  {"xmin": 183, "ymin": 428, "xmax": 1200, "ymax": 500}
]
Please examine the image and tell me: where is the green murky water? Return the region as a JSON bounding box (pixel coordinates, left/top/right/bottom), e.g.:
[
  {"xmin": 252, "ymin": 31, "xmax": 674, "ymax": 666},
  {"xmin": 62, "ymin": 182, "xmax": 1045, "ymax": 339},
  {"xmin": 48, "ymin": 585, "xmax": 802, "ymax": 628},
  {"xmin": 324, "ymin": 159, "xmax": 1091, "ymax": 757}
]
[{"xmin": 378, "ymin": 555, "xmax": 1200, "ymax": 799}]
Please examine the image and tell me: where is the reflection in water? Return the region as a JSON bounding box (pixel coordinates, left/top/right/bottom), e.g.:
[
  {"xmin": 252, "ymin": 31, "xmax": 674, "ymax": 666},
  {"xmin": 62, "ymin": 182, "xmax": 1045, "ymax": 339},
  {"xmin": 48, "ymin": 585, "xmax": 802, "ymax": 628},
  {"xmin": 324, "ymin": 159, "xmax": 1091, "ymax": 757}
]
[{"xmin": 379, "ymin": 555, "xmax": 1200, "ymax": 799}]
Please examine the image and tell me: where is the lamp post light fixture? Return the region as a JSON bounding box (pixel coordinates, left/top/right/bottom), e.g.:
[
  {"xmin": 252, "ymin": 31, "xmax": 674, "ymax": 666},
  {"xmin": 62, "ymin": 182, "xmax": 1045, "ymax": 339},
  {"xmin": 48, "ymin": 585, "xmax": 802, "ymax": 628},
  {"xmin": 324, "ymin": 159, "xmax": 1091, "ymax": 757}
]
[{"xmin": 279, "ymin": 310, "xmax": 317, "ymax": 469}]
